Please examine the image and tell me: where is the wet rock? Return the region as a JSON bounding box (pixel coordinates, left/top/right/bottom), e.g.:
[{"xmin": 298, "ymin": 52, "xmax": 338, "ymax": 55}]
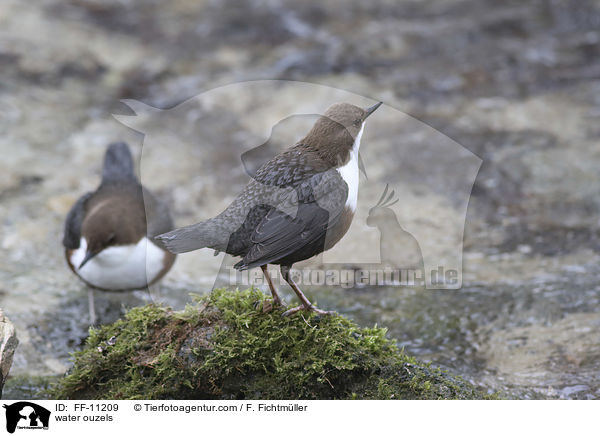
[
  {"xmin": 480, "ymin": 312, "xmax": 600, "ymax": 399},
  {"xmin": 0, "ymin": 310, "xmax": 19, "ymax": 397}
]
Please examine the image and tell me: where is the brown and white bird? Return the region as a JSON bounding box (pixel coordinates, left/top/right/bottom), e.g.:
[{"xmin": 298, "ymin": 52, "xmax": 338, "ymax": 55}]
[
  {"xmin": 63, "ymin": 142, "xmax": 176, "ymax": 324},
  {"xmin": 157, "ymin": 102, "xmax": 382, "ymax": 316}
]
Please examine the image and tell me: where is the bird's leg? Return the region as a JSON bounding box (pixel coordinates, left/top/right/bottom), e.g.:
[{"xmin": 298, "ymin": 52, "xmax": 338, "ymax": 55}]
[
  {"xmin": 260, "ymin": 265, "xmax": 286, "ymax": 307},
  {"xmin": 280, "ymin": 265, "xmax": 334, "ymax": 317},
  {"xmin": 88, "ymin": 288, "xmax": 97, "ymax": 325}
]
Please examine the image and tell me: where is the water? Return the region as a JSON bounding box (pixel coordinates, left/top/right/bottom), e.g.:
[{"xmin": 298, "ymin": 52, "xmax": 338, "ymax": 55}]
[{"xmin": 315, "ymin": 272, "xmax": 600, "ymax": 399}]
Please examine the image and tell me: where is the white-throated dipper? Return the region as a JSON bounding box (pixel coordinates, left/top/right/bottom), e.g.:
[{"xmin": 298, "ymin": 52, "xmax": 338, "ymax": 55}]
[
  {"xmin": 157, "ymin": 102, "xmax": 382, "ymax": 316},
  {"xmin": 63, "ymin": 142, "xmax": 176, "ymax": 324}
]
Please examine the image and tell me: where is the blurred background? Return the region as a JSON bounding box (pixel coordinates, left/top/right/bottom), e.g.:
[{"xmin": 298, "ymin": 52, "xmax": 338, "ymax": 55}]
[{"xmin": 1, "ymin": 0, "xmax": 599, "ymax": 399}]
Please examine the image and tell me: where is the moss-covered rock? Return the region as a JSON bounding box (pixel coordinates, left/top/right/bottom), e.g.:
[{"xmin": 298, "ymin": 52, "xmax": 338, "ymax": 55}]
[{"xmin": 49, "ymin": 289, "xmax": 491, "ymax": 400}]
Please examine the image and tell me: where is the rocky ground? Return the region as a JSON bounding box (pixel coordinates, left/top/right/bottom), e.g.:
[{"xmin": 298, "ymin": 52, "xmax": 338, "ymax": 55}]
[
  {"xmin": 1, "ymin": 0, "xmax": 599, "ymax": 399},
  {"xmin": 49, "ymin": 289, "xmax": 491, "ymax": 400}
]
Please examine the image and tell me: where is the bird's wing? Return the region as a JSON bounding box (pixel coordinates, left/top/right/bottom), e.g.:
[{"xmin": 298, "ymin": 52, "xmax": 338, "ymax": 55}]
[
  {"xmin": 142, "ymin": 187, "xmax": 176, "ymax": 247},
  {"xmin": 235, "ymin": 168, "xmax": 349, "ymax": 269},
  {"xmin": 62, "ymin": 192, "xmax": 93, "ymax": 249},
  {"xmin": 142, "ymin": 187, "xmax": 174, "ymax": 237}
]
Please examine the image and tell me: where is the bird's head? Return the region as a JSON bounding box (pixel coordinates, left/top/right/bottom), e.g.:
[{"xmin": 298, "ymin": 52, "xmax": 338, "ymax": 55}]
[
  {"xmin": 303, "ymin": 101, "xmax": 382, "ymax": 167},
  {"xmin": 78, "ymin": 201, "xmax": 145, "ymax": 269}
]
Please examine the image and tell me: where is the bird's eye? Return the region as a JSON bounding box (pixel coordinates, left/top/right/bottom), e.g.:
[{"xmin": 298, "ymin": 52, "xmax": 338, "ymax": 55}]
[{"xmin": 353, "ymin": 119, "xmax": 361, "ymax": 127}]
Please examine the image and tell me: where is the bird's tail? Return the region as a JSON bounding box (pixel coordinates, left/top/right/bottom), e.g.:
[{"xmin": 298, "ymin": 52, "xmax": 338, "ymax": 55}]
[{"xmin": 155, "ymin": 221, "xmax": 224, "ymax": 254}]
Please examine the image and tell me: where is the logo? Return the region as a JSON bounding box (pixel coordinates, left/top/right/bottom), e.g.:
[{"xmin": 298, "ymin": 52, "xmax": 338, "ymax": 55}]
[
  {"xmin": 2, "ymin": 402, "xmax": 50, "ymax": 433},
  {"xmin": 115, "ymin": 80, "xmax": 481, "ymax": 292}
]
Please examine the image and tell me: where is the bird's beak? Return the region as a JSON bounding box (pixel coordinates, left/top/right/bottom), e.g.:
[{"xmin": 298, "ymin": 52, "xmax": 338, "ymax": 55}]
[
  {"xmin": 79, "ymin": 250, "xmax": 98, "ymax": 269},
  {"xmin": 364, "ymin": 101, "xmax": 383, "ymax": 118}
]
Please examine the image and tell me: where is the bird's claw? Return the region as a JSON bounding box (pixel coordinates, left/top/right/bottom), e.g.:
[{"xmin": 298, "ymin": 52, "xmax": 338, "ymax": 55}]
[
  {"xmin": 282, "ymin": 304, "xmax": 334, "ymax": 317},
  {"xmin": 255, "ymin": 298, "xmax": 287, "ymax": 313}
]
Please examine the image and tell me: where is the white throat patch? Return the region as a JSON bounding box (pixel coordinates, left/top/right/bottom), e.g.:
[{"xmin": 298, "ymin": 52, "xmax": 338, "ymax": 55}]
[
  {"xmin": 336, "ymin": 122, "xmax": 364, "ymax": 211},
  {"xmin": 70, "ymin": 237, "xmax": 165, "ymax": 290}
]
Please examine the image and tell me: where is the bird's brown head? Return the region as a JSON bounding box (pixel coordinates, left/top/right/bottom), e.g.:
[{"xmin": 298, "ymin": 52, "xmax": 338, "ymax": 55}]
[
  {"xmin": 78, "ymin": 198, "xmax": 146, "ymax": 269},
  {"xmin": 302, "ymin": 101, "xmax": 382, "ymax": 167}
]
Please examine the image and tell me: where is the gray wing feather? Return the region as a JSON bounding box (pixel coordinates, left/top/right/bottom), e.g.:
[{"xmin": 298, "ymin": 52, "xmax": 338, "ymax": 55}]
[
  {"xmin": 141, "ymin": 187, "xmax": 176, "ymax": 250},
  {"xmin": 62, "ymin": 192, "xmax": 92, "ymax": 249},
  {"xmin": 236, "ymin": 169, "xmax": 348, "ymax": 269}
]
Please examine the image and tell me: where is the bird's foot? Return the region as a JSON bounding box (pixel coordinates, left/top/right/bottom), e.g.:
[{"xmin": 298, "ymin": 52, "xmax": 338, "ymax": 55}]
[
  {"xmin": 88, "ymin": 289, "xmax": 98, "ymax": 326},
  {"xmin": 255, "ymin": 298, "xmax": 287, "ymax": 313},
  {"xmin": 282, "ymin": 304, "xmax": 334, "ymax": 317}
]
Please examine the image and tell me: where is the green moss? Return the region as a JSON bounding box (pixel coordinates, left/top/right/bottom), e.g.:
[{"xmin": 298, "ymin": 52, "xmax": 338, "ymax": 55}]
[{"xmin": 48, "ymin": 288, "xmax": 492, "ymax": 400}]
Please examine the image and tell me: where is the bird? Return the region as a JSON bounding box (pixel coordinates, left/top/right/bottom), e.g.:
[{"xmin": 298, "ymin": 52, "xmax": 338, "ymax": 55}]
[
  {"xmin": 157, "ymin": 101, "xmax": 382, "ymax": 316},
  {"xmin": 63, "ymin": 142, "xmax": 176, "ymax": 324}
]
